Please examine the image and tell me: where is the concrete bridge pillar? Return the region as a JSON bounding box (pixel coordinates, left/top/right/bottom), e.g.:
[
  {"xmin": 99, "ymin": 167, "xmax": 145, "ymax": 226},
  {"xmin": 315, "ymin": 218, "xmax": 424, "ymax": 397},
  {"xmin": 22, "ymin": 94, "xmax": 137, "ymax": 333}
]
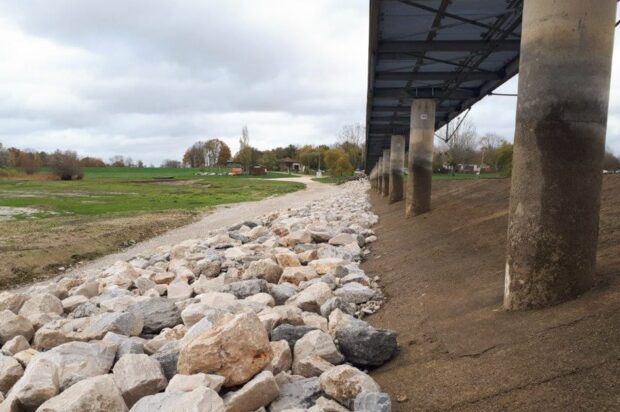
[
  {"xmin": 389, "ymin": 135, "xmax": 405, "ymax": 203},
  {"xmin": 381, "ymin": 149, "xmax": 390, "ymax": 197},
  {"xmin": 406, "ymin": 99, "xmax": 436, "ymax": 217},
  {"xmin": 377, "ymin": 157, "xmax": 383, "ymax": 193},
  {"xmin": 505, "ymin": 0, "xmax": 617, "ymax": 310}
]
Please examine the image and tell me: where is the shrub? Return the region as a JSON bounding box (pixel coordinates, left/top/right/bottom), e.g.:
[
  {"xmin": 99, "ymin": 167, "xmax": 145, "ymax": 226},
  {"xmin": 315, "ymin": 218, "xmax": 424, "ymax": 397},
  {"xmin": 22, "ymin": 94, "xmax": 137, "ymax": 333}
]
[{"xmin": 51, "ymin": 150, "xmax": 83, "ymax": 180}]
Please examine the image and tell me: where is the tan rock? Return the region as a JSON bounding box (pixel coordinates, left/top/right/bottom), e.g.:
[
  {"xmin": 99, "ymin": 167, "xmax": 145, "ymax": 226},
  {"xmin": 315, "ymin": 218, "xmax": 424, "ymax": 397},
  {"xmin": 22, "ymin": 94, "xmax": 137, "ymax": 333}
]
[
  {"xmin": 0, "ymin": 354, "xmax": 23, "ymax": 393},
  {"xmin": 0, "ymin": 310, "xmax": 34, "ymax": 344},
  {"xmin": 167, "ymin": 280, "xmax": 193, "ymax": 301},
  {"xmin": 275, "ymin": 252, "xmax": 302, "ymax": 268},
  {"xmin": 293, "ymin": 355, "xmax": 334, "ymax": 378},
  {"xmin": 5, "ymin": 357, "xmax": 60, "ymax": 411},
  {"xmin": 165, "ymin": 373, "xmax": 225, "ymax": 393},
  {"xmin": 18, "ymin": 293, "xmax": 63, "ymax": 317},
  {"xmin": 71, "ymin": 280, "xmax": 100, "ymax": 299},
  {"xmin": 293, "ymin": 330, "xmax": 343, "ymax": 375},
  {"xmin": 177, "ymin": 312, "xmax": 272, "ymax": 387},
  {"xmin": 297, "ymin": 249, "xmax": 319, "ymax": 265},
  {"xmin": 130, "ymin": 387, "xmax": 224, "ymax": 412},
  {"xmin": 36, "ymin": 374, "xmax": 128, "ymax": 412},
  {"xmin": 61, "ymin": 295, "xmax": 89, "ymax": 313},
  {"xmin": 280, "ymin": 266, "xmax": 319, "ymax": 286},
  {"xmin": 302, "ymin": 312, "xmax": 328, "ymax": 332},
  {"xmin": 286, "ymin": 283, "xmax": 333, "ymax": 313},
  {"xmin": 319, "ymin": 365, "xmax": 380, "ymax": 408},
  {"xmin": 113, "ymin": 354, "xmax": 167, "ymax": 407},
  {"xmin": 0, "ymin": 292, "xmax": 27, "ymax": 314},
  {"xmin": 244, "ymin": 293, "xmax": 275, "ymax": 307},
  {"xmin": 267, "ymin": 340, "xmax": 292, "ymax": 375},
  {"xmin": 1, "ymin": 335, "xmax": 30, "ymax": 356},
  {"xmin": 308, "ymin": 258, "xmax": 347, "ymax": 275},
  {"xmin": 243, "ymin": 259, "xmax": 283, "ymax": 284},
  {"xmin": 222, "ymin": 371, "xmax": 280, "ymax": 412},
  {"xmin": 13, "ymin": 348, "xmax": 38, "ymax": 367}
]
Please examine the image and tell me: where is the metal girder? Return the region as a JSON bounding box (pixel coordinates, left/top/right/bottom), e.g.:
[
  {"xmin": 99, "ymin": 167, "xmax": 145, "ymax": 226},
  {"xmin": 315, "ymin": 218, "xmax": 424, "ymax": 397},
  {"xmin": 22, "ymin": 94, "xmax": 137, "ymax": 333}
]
[
  {"xmin": 378, "ymin": 40, "xmax": 520, "ymax": 53},
  {"xmin": 375, "ymin": 71, "xmax": 501, "ymax": 81},
  {"xmin": 369, "ymin": 126, "xmax": 410, "ymax": 134},
  {"xmin": 373, "ymin": 87, "xmax": 479, "ymax": 100},
  {"xmin": 371, "ymin": 106, "xmax": 411, "ymax": 113}
]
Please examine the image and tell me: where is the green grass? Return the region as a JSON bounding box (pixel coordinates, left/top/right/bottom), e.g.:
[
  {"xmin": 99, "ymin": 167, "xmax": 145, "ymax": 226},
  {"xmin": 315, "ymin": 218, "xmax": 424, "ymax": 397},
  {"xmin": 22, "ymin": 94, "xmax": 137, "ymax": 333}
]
[{"xmin": 0, "ymin": 167, "xmax": 305, "ymax": 217}]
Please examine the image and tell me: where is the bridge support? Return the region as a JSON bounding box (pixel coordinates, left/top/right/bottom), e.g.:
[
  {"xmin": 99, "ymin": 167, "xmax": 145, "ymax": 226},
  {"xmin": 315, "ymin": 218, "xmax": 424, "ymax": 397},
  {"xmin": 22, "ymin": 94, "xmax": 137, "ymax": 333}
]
[
  {"xmin": 389, "ymin": 135, "xmax": 405, "ymax": 203},
  {"xmin": 406, "ymin": 99, "xmax": 436, "ymax": 217},
  {"xmin": 381, "ymin": 149, "xmax": 390, "ymax": 197},
  {"xmin": 505, "ymin": 0, "xmax": 617, "ymax": 310},
  {"xmin": 377, "ymin": 156, "xmax": 383, "ymax": 193}
]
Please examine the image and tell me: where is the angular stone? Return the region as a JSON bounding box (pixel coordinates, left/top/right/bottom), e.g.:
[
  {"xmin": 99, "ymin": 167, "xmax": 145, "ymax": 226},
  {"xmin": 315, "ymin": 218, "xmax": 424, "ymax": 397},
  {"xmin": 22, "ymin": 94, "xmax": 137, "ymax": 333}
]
[
  {"xmin": 354, "ymin": 392, "xmax": 392, "ymax": 412},
  {"xmin": 129, "ymin": 298, "xmax": 182, "ymax": 334},
  {"xmin": 269, "ymin": 284, "xmax": 297, "ymax": 305},
  {"xmin": 302, "ymin": 312, "xmax": 328, "ymax": 332},
  {"xmin": 71, "ymin": 280, "xmax": 100, "ymax": 299},
  {"xmin": 5, "ymin": 357, "xmax": 59, "ymax": 411},
  {"xmin": 181, "ymin": 303, "xmax": 225, "ymax": 328},
  {"xmin": 0, "ymin": 310, "xmax": 34, "ymax": 344},
  {"xmin": 100, "ymin": 295, "xmax": 147, "ymax": 313},
  {"xmin": 1, "ymin": 335, "xmax": 30, "ymax": 356},
  {"xmin": 293, "ymin": 330, "xmax": 343, "ymax": 373},
  {"xmin": 280, "ymin": 230, "xmax": 312, "ymax": 248},
  {"xmin": 83, "ymin": 311, "xmax": 144, "ymax": 340},
  {"xmin": 293, "ymin": 355, "xmax": 334, "ymax": 378},
  {"xmin": 268, "ymin": 377, "xmax": 322, "ymax": 411},
  {"xmin": 286, "ymin": 283, "xmax": 333, "ymax": 313},
  {"xmin": 13, "ymin": 348, "xmax": 38, "ymax": 368},
  {"xmin": 320, "ymin": 297, "xmax": 356, "ymax": 318},
  {"xmin": 61, "ymin": 295, "xmax": 89, "ymax": 313},
  {"xmin": 219, "ymin": 279, "xmax": 269, "ymax": 299},
  {"xmin": 271, "ymin": 324, "xmax": 316, "ymax": 350},
  {"xmin": 167, "ymin": 281, "xmax": 193, "ymax": 301},
  {"xmin": 0, "ymin": 354, "xmax": 23, "ymax": 393},
  {"xmin": 275, "ymin": 252, "xmax": 302, "ymax": 268},
  {"xmin": 319, "ymin": 365, "xmax": 381, "ymax": 408},
  {"xmin": 244, "ymin": 259, "xmax": 283, "ymax": 283},
  {"xmin": 150, "ymin": 342, "xmax": 180, "ymax": 381},
  {"xmin": 129, "ymin": 386, "xmax": 224, "ymax": 412},
  {"xmin": 297, "ymin": 249, "xmax": 319, "ymax": 265},
  {"xmin": 267, "ymin": 340, "xmax": 292, "ymax": 375},
  {"xmin": 194, "ymin": 259, "xmax": 222, "ymax": 278},
  {"xmin": 143, "ymin": 326, "xmax": 185, "ymax": 354},
  {"xmin": 113, "ymin": 354, "xmax": 167, "ymax": 407},
  {"xmin": 328, "ymin": 233, "xmax": 358, "ymax": 246},
  {"xmin": 103, "ymin": 332, "xmax": 144, "ymax": 361},
  {"xmin": 18, "ymin": 293, "xmax": 63, "ymax": 317},
  {"xmin": 327, "ymin": 310, "xmax": 367, "ymax": 337},
  {"xmin": 165, "ymin": 373, "xmax": 225, "ymax": 393},
  {"xmin": 41, "ymin": 340, "xmax": 116, "ymax": 391},
  {"xmin": 245, "ymin": 293, "xmax": 275, "ymax": 307},
  {"xmin": 308, "ymin": 258, "xmax": 347, "ymax": 275},
  {"xmin": 280, "ymin": 267, "xmax": 318, "ymax": 286},
  {"xmin": 36, "ymin": 374, "xmax": 128, "ymax": 412},
  {"xmin": 0, "ymin": 292, "xmax": 27, "ymax": 314},
  {"xmin": 336, "ymin": 325, "xmax": 397, "ymax": 368},
  {"xmin": 333, "ymin": 283, "xmax": 375, "ymax": 304},
  {"xmin": 313, "ymin": 396, "xmax": 351, "ymax": 412},
  {"xmin": 177, "ymin": 312, "xmax": 272, "ymax": 387},
  {"xmin": 223, "ymin": 371, "xmax": 279, "ymax": 412}
]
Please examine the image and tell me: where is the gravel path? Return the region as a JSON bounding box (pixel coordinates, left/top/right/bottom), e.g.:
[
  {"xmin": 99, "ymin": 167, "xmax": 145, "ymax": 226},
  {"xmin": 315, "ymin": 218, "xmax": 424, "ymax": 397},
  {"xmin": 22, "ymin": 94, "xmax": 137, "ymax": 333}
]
[{"xmin": 62, "ymin": 176, "xmax": 342, "ymax": 279}]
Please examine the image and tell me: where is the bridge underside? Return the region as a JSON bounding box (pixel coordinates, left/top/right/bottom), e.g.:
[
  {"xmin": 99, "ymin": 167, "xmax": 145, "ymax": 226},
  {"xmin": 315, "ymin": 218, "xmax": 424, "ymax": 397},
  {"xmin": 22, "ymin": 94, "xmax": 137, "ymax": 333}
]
[{"xmin": 365, "ymin": 0, "xmax": 522, "ymax": 172}]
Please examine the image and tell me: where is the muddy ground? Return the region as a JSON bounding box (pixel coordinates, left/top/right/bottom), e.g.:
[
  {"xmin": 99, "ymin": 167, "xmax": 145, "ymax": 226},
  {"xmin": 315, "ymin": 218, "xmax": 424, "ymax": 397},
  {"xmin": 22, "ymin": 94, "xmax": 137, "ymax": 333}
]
[
  {"xmin": 364, "ymin": 175, "xmax": 620, "ymax": 411},
  {"xmin": 0, "ymin": 212, "xmax": 197, "ymax": 289}
]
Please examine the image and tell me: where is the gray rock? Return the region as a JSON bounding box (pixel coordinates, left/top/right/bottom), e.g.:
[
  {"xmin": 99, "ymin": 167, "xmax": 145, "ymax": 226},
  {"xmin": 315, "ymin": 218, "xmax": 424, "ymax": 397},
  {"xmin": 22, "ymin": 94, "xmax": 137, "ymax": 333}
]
[
  {"xmin": 269, "ymin": 284, "xmax": 297, "ymax": 305},
  {"xmin": 333, "ymin": 282, "xmax": 376, "ymax": 304},
  {"xmin": 82, "ymin": 311, "xmax": 144, "ymax": 339},
  {"xmin": 354, "ymin": 391, "xmax": 392, "ymax": 412},
  {"xmin": 129, "ymin": 386, "xmax": 224, "ymax": 412},
  {"xmin": 223, "ymin": 371, "xmax": 279, "ymax": 412},
  {"xmin": 18, "ymin": 293, "xmax": 63, "ymax": 317},
  {"xmin": 219, "ymin": 279, "xmax": 269, "ymax": 299},
  {"xmin": 271, "ymin": 324, "xmax": 317, "ymax": 350},
  {"xmin": 129, "ymin": 298, "xmax": 182, "ymax": 334},
  {"xmin": 69, "ymin": 302, "xmax": 102, "ymax": 318},
  {"xmin": 103, "ymin": 332, "xmax": 144, "ymax": 361},
  {"xmin": 112, "ymin": 354, "xmax": 167, "ymax": 407},
  {"xmin": 320, "ymin": 297, "xmax": 356, "ymax": 318},
  {"xmin": 150, "ymin": 341, "xmax": 180, "ymax": 380},
  {"xmin": 335, "ymin": 325, "xmax": 397, "ymax": 367},
  {"xmin": 268, "ymin": 377, "xmax": 321, "ymax": 411}
]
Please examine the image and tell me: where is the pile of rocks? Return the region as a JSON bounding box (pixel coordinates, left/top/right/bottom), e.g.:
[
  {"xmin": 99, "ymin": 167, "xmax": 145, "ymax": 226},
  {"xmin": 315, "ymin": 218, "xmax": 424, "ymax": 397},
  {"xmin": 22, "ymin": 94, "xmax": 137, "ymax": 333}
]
[{"xmin": 0, "ymin": 180, "xmax": 397, "ymax": 412}]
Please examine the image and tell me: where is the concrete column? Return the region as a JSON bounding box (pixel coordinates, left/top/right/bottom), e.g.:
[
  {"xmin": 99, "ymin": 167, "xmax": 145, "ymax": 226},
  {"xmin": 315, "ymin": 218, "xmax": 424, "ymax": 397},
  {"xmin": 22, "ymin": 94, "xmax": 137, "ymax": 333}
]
[
  {"xmin": 381, "ymin": 149, "xmax": 390, "ymax": 197},
  {"xmin": 505, "ymin": 0, "xmax": 617, "ymax": 310},
  {"xmin": 376, "ymin": 157, "xmax": 383, "ymax": 193},
  {"xmin": 389, "ymin": 135, "xmax": 405, "ymax": 203},
  {"xmin": 406, "ymin": 99, "xmax": 436, "ymax": 217}
]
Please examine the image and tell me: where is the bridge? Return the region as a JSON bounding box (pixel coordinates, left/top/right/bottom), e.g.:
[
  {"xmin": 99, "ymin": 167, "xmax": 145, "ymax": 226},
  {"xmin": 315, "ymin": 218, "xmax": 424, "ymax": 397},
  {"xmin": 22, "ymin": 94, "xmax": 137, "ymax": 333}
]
[{"xmin": 366, "ymin": 0, "xmax": 618, "ymax": 311}]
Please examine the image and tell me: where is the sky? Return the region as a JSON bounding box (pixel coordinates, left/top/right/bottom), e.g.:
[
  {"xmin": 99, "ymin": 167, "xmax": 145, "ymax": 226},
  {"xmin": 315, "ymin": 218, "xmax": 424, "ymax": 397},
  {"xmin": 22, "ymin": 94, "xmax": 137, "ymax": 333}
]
[{"xmin": 0, "ymin": 1, "xmax": 619, "ymax": 165}]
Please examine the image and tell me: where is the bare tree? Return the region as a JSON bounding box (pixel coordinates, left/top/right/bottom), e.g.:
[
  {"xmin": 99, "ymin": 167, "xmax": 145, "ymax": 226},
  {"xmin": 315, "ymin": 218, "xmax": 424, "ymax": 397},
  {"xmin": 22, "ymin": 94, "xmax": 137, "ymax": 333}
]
[
  {"xmin": 337, "ymin": 123, "xmax": 366, "ymax": 170},
  {"xmin": 479, "ymin": 132, "xmax": 507, "ymax": 172},
  {"xmin": 446, "ymin": 118, "xmax": 478, "ymax": 168},
  {"xmin": 236, "ymin": 125, "xmax": 253, "ymax": 173}
]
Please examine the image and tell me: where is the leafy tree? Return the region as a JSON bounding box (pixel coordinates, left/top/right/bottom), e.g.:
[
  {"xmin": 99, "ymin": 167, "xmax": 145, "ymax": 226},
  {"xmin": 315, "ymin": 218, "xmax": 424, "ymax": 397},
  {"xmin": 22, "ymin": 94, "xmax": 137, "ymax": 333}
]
[
  {"xmin": 496, "ymin": 142, "xmax": 514, "ymax": 177},
  {"xmin": 80, "ymin": 157, "xmax": 106, "ymax": 167},
  {"xmin": 51, "ymin": 150, "xmax": 83, "ymax": 180},
  {"xmin": 337, "ymin": 123, "xmax": 365, "ymax": 170},
  {"xmin": 235, "ymin": 126, "xmax": 254, "ymax": 173},
  {"xmin": 0, "ymin": 143, "xmax": 9, "ymax": 168}
]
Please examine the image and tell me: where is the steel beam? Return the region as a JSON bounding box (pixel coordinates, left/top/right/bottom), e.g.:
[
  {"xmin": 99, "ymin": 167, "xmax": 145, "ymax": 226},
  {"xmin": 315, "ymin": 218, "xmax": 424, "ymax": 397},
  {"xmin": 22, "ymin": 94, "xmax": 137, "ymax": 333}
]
[
  {"xmin": 373, "ymin": 87, "xmax": 479, "ymax": 100},
  {"xmin": 375, "ymin": 71, "xmax": 501, "ymax": 81},
  {"xmin": 378, "ymin": 40, "xmax": 520, "ymax": 53}
]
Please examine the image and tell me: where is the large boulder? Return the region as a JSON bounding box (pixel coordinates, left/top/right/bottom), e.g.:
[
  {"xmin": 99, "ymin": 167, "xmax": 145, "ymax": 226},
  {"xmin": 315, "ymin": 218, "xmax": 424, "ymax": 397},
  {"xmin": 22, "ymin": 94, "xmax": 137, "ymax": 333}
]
[
  {"xmin": 41, "ymin": 340, "xmax": 116, "ymax": 391},
  {"xmin": 293, "ymin": 330, "xmax": 343, "ymax": 375},
  {"xmin": 333, "ymin": 282, "xmax": 375, "ymax": 304},
  {"xmin": 2, "ymin": 335, "xmax": 30, "ymax": 356},
  {"xmin": 129, "ymin": 387, "xmax": 224, "ymax": 412},
  {"xmin": 266, "ymin": 340, "xmax": 292, "ymax": 375},
  {"xmin": 129, "ymin": 298, "xmax": 182, "ymax": 335},
  {"xmin": 271, "ymin": 324, "xmax": 317, "ymax": 351},
  {"xmin": 222, "ymin": 371, "xmax": 280, "ymax": 412},
  {"xmin": 112, "ymin": 354, "xmax": 167, "ymax": 407},
  {"xmin": 319, "ymin": 365, "xmax": 381, "ymax": 408},
  {"xmin": 0, "ymin": 310, "xmax": 34, "ymax": 344},
  {"xmin": 36, "ymin": 374, "xmax": 128, "ymax": 412},
  {"xmin": 18, "ymin": 294, "xmax": 63, "ymax": 317},
  {"xmin": 335, "ymin": 325, "xmax": 397, "ymax": 368},
  {"xmin": 81, "ymin": 311, "xmax": 144, "ymax": 339},
  {"xmin": 4, "ymin": 357, "xmax": 60, "ymax": 411},
  {"xmin": 177, "ymin": 312, "xmax": 272, "ymax": 387},
  {"xmin": 308, "ymin": 258, "xmax": 346, "ymax": 275},
  {"xmin": 279, "ymin": 267, "xmax": 318, "ymax": 286},
  {"xmin": 0, "ymin": 292, "xmax": 27, "ymax": 314},
  {"xmin": 165, "ymin": 373, "xmax": 225, "ymax": 393},
  {"xmin": 286, "ymin": 283, "xmax": 333, "ymax": 313},
  {"xmin": 354, "ymin": 392, "xmax": 392, "ymax": 412},
  {"xmin": 219, "ymin": 279, "xmax": 269, "ymax": 299}
]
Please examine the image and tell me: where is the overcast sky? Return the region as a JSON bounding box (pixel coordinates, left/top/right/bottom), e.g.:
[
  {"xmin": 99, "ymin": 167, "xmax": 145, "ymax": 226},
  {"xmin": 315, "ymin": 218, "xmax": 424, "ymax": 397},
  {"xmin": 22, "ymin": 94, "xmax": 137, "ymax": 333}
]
[{"xmin": 0, "ymin": 1, "xmax": 619, "ymax": 165}]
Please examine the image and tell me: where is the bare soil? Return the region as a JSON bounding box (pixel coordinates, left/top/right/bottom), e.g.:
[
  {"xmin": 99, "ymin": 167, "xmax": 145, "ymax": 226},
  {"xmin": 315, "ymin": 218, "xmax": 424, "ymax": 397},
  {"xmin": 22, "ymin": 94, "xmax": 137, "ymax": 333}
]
[
  {"xmin": 364, "ymin": 175, "xmax": 620, "ymax": 411},
  {"xmin": 0, "ymin": 212, "xmax": 197, "ymax": 289}
]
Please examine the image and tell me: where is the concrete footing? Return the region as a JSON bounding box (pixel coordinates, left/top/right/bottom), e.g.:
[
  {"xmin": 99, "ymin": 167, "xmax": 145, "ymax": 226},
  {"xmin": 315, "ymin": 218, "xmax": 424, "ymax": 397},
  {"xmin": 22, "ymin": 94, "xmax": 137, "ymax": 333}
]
[
  {"xmin": 406, "ymin": 99, "xmax": 436, "ymax": 217},
  {"xmin": 504, "ymin": 0, "xmax": 617, "ymax": 310},
  {"xmin": 389, "ymin": 135, "xmax": 405, "ymax": 203}
]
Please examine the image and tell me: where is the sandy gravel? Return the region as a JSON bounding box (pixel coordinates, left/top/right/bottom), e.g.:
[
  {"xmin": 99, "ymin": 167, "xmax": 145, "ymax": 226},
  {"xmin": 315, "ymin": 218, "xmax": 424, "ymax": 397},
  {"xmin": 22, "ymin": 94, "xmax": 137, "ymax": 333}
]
[{"xmin": 58, "ymin": 176, "xmax": 342, "ymax": 279}]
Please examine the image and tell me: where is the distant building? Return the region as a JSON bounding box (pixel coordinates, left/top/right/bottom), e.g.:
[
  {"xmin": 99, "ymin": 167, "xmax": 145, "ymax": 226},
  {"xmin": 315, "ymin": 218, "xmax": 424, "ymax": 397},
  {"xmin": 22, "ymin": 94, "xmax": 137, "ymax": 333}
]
[
  {"xmin": 250, "ymin": 165, "xmax": 267, "ymax": 176},
  {"xmin": 278, "ymin": 157, "xmax": 302, "ymax": 172}
]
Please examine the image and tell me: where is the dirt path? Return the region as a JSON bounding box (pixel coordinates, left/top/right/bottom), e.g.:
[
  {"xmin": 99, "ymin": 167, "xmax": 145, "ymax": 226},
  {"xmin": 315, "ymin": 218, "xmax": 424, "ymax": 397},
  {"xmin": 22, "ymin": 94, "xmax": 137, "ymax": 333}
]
[
  {"xmin": 364, "ymin": 175, "xmax": 620, "ymax": 411},
  {"xmin": 45, "ymin": 176, "xmax": 340, "ymax": 282}
]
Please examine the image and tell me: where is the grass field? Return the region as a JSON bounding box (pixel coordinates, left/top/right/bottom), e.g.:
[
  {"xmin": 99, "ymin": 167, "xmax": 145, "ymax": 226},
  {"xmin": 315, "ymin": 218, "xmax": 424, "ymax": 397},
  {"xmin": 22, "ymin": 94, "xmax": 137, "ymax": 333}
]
[{"xmin": 0, "ymin": 167, "xmax": 304, "ymax": 288}]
